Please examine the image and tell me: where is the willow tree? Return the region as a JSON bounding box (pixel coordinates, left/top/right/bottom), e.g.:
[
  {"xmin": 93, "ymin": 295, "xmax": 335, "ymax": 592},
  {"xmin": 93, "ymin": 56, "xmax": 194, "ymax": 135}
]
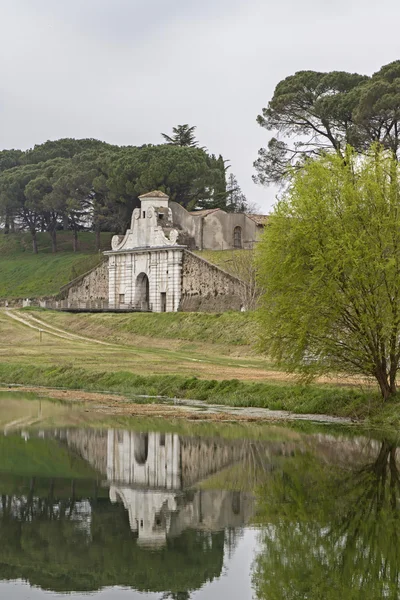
[{"xmin": 257, "ymin": 146, "xmax": 400, "ymax": 399}]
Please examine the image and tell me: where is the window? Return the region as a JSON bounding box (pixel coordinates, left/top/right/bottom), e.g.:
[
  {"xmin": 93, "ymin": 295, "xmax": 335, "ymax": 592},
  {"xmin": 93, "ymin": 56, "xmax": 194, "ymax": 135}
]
[
  {"xmin": 119, "ymin": 294, "xmax": 125, "ymax": 304},
  {"xmin": 142, "ymin": 211, "xmax": 146, "ymax": 218},
  {"xmin": 159, "ymin": 213, "xmax": 164, "ymax": 220},
  {"xmin": 233, "ymin": 226, "xmax": 242, "ymax": 249}
]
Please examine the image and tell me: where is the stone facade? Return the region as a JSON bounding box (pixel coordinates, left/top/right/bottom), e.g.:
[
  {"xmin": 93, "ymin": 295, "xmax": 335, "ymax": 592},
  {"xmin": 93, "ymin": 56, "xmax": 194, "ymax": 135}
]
[
  {"xmin": 107, "ymin": 248, "xmax": 184, "ymax": 312},
  {"xmin": 105, "ymin": 191, "xmax": 186, "ymax": 311}
]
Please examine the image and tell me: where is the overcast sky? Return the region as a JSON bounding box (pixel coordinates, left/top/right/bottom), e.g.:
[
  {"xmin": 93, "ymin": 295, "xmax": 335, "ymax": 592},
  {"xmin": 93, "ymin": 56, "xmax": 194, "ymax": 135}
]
[{"xmin": 1, "ymin": 0, "xmax": 399, "ymax": 212}]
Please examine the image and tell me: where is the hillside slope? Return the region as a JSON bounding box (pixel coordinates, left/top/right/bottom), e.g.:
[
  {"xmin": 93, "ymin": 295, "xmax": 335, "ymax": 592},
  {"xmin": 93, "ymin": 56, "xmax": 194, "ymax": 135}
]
[{"xmin": 0, "ymin": 232, "xmax": 112, "ymax": 299}]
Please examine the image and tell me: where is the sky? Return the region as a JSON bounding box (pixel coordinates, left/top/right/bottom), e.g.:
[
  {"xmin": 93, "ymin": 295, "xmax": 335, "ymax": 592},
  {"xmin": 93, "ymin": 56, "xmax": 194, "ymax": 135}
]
[{"xmin": 0, "ymin": 0, "xmax": 399, "ymax": 212}]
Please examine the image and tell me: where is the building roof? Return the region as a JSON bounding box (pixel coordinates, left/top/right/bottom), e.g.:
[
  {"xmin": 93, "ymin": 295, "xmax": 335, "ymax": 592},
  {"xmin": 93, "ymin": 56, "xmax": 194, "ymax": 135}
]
[
  {"xmin": 139, "ymin": 190, "xmax": 169, "ymax": 199},
  {"xmin": 189, "ymin": 208, "xmax": 221, "ymax": 217},
  {"xmin": 246, "ymin": 214, "xmax": 269, "ymax": 226}
]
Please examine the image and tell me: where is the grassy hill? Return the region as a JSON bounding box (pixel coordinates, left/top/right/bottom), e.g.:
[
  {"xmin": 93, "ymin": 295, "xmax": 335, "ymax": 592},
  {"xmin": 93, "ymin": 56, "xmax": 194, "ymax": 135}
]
[{"xmin": 0, "ymin": 232, "xmax": 112, "ymax": 299}]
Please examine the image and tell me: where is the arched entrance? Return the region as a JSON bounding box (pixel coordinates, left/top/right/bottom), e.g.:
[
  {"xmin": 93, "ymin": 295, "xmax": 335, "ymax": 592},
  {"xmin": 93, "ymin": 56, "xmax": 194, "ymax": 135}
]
[{"xmin": 135, "ymin": 273, "xmax": 149, "ymax": 310}]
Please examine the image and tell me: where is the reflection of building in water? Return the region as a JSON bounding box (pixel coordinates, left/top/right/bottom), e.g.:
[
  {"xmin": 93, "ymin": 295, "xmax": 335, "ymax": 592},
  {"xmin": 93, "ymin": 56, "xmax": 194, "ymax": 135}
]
[
  {"xmin": 105, "ymin": 430, "xmax": 252, "ymax": 546},
  {"xmin": 109, "ymin": 486, "xmax": 252, "ymax": 547},
  {"xmin": 107, "ymin": 431, "xmax": 181, "ymax": 488},
  {"xmin": 63, "ymin": 428, "xmax": 253, "ymax": 547},
  {"xmin": 105, "ymin": 430, "xmax": 246, "ymax": 489}
]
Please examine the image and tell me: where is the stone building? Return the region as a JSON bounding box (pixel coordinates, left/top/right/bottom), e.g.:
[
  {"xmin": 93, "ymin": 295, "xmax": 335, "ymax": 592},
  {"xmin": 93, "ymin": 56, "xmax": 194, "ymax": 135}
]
[
  {"xmin": 43, "ymin": 190, "xmax": 267, "ymax": 313},
  {"xmin": 102, "ymin": 190, "xmax": 267, "ymax": 312}
]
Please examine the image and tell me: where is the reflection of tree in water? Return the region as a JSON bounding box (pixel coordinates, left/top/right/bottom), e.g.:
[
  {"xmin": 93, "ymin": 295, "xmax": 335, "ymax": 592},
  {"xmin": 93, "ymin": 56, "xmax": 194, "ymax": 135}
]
[
  {"xmin": 253, "ymin": 438, "xmax": 400, "ymax": 600},
  {"xmin": 0, "ymin": 484, "xmax": 225, "ymax": 596}
]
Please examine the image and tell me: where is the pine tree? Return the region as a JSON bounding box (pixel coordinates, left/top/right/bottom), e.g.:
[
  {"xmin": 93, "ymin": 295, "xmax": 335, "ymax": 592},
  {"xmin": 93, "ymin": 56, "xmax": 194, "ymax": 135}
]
[
  {"xmin": 161, "ymin": 125, "xmax": 198, "ymax": 147},
  {"xmin": 226, "ymin": 173, "xmax": 248, "ymax": 212}
]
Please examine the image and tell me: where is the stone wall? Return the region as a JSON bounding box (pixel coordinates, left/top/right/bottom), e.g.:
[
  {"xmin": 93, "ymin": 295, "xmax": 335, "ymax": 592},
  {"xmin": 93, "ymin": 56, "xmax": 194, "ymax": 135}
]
[
  {"xmin": 179, "ymin": 250, "xmax": 244, "ymax": 312},
  {"xmin": 58, "ymin": 258, "xmax": 109, "ymax": 308}
]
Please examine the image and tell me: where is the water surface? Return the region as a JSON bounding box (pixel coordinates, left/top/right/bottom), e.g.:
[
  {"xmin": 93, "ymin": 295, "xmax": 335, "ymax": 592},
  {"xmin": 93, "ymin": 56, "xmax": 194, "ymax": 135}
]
[{"xmin": 0, "ymin": 394, "xmax": 398, "ymax": 599}]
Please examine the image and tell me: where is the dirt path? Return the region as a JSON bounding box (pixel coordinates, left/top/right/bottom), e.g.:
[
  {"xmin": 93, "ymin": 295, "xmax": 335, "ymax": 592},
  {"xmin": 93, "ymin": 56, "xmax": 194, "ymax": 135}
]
[{"xmin": 4, "ymin": 310, "xmax": 114, "ymax": 346}]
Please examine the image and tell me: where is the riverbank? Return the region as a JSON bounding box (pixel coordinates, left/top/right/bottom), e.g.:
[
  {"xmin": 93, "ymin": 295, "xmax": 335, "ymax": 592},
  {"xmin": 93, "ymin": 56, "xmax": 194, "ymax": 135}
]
[
  {"xmin": 0, "ymin": 362, "xmax": 388, "ymax": 423},
  {"xmin": 0, "ymin": 308, "xmax": 398, "ymax": 429},
  {"xmin": 0, "ymin": 384, "xmax": 354, "ymax": 424}
]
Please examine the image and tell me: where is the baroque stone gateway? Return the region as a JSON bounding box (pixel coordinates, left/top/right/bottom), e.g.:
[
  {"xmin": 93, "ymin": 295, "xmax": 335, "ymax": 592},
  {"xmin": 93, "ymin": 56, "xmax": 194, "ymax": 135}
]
[{"xmin": 58, "ymin": 191, "xmax": 267, "ymax": 312}]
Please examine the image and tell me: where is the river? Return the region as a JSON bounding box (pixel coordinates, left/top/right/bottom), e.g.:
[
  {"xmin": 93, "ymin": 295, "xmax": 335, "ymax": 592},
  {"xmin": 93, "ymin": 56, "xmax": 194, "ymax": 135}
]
[{"xmin": 0, "ymin": 391, "xmax": 398, "ymax": 599}]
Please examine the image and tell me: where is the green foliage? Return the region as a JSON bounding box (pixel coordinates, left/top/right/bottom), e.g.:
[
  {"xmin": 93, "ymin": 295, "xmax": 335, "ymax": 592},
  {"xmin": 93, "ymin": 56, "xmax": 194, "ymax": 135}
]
[
  {"xmin": 161, "ymin": 124, "xmax": 199, "ymax": 147},
  {"xmin": 253, "ymin": 440, "xmax": 400, "ymax": 599},
  {"xmin": 0, "ymin": 137, "xmax": 230, "ymax": 250},
  {"xmin": 254, "ymin": 60, "xmax": 400, "ymax": 184},
  {"xmin": 256, "ymin": 146, "xmax": 400, "ymax": 398}
]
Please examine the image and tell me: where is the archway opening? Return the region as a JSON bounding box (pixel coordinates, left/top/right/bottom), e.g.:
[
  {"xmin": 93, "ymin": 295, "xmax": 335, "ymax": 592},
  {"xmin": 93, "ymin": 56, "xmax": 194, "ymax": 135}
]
[
  {"xmin": 233, "ymin": 226, "xmax": 242, "ymax": 249},
  {"xmin": 135, "ymin": 273, "xmax": 149, "ymax": 310}
]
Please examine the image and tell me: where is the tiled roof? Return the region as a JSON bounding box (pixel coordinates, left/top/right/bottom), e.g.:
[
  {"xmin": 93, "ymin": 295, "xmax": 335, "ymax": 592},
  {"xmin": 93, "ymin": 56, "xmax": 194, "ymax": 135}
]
[
  {"xmin": 139, "ymin": 190, "xmax": 169, "ymax": 199},
  {"xmin": 189, "ymin": 208, "xmax": 221, "ymax": 217},
  {"xmin": 246, "ymin": 214, "xmax": 269, "ymax": 225}
]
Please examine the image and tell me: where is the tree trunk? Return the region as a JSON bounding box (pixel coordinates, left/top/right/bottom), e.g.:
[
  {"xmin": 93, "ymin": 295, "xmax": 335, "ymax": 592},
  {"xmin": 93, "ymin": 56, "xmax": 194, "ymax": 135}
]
[
  {"xmin": 73, "ymin": 228, "xmax": 78, "ymax": 252},
  {"xmin": 31, "ymin": 230, "xmax": 38, "ymax": 254},
  {"xmin": 50, "ymin": 228, "xmax": 57, "ymax": 253},
  {"xmin": 375, "ymin": 367, "xmax": 395, "ymax": 400},
  {"xmin": 10, "ymin": 218, "xmax": 15, "ymax": 233},
  {"xmin": 4, "ymin": 215, "xmax": 9, "ymax": 235}
]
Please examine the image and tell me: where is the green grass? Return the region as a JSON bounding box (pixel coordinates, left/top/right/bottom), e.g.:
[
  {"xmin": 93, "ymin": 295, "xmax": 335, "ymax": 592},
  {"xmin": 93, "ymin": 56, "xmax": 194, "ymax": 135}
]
[
  {"xmin": 0, "ymin": 362, "xmax": 385, "ymax": 420},
  {"xmin": 0, "ymin": 231, "xmax": 112, "ymax": 298},
  {"xmin": 195, "ymin": 249, "xmax": 242, "ymax": 275}
]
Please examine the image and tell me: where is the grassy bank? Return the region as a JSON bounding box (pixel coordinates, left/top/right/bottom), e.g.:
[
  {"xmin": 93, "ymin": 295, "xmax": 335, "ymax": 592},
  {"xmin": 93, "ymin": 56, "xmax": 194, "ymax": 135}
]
[
  {"xmin": 0, "ymin": 362, "xmax": 384, "ymax": 420},
  {"xmin": 0, "ymin": 232, "xmax": 112, "ymax": 298},
  {"xmin": 26, "ymin": 308, "xmax": 258, "ymax": 348}
]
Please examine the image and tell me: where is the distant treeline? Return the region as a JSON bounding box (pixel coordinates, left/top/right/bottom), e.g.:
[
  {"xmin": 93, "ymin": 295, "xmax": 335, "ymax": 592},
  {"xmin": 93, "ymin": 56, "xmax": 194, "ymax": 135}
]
[{"xmin": 0, "ymin": 137, "xmax": 248, "ymax": 253}]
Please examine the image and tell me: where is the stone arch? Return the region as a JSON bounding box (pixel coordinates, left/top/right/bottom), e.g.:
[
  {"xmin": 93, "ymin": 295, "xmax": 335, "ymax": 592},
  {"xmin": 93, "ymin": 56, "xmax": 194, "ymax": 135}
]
[
  {"xmin": 135, "ymin": 272, "xmax": 149, "ymax": 310},
  {"xmin": 134, "ymin": 432, "xmax": 149, "ymax": 464},
  {"xmin": 233, "ymin": 226, "xmax": 242, "ymax": 249}
]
